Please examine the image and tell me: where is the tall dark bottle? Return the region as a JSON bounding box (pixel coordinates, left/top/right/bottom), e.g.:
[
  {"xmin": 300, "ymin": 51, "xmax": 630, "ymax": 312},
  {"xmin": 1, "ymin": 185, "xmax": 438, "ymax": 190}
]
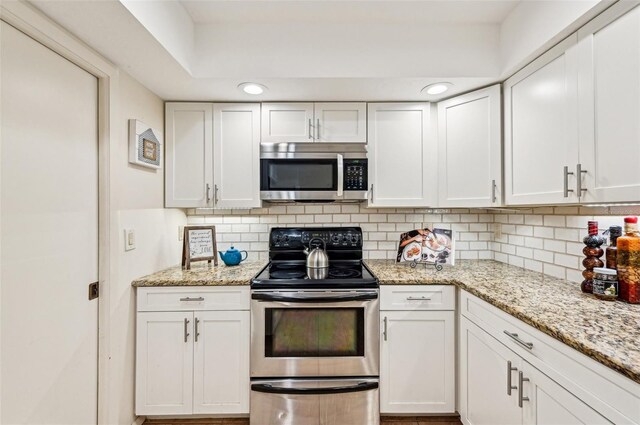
[{"xmin": 605, "ymin": 225, "xmax": 622, "ymax": 270}]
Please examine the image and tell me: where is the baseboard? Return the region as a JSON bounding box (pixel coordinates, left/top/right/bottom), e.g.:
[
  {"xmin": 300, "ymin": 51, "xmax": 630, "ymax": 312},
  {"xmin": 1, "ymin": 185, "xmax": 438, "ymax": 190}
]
[{"xmin": 132, "ymin": 416, "xmax": 146, "ymax": 425}]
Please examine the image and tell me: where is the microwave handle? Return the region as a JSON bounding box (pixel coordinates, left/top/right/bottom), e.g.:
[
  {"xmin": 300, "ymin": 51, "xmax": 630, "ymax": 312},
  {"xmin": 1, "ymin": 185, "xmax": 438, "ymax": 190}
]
[
  {"xmin": 251, "ymin": 381, "xmax": 378, "ymax": 395},
  {"xmin": 251, "ymin": 292, "xmax": 378, "ymax": 303},
  {"xmin": 337, "ymin": 154, "xmax": 344, "ymax": 197}
]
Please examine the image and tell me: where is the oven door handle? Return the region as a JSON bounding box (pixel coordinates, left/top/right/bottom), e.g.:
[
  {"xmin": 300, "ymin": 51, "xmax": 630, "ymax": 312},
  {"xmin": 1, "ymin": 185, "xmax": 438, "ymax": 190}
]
[
  {"xmin": 251, "ymin": 292, "xmax": 378, "ymax": 303},
  {"xmin": 251, "ymin": 381, "xmax": 378, "ymax": 395}
]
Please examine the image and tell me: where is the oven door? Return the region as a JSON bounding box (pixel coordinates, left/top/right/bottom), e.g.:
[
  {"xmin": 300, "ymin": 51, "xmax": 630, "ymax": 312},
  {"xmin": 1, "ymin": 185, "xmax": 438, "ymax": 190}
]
[
  {"xmin": 260, "ymin": 157, "xmax": 344, "ymax": 201},
  {"xmin": 250, "ymin": 378, "xmax": 379, "ymax": 425},
  {"xmin": 250, "ymin": 290, "xmax": 379, "ymax": 378}
]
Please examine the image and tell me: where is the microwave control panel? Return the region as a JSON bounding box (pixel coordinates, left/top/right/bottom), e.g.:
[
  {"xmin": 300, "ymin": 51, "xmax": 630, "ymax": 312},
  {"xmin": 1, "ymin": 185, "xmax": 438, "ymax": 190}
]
[{"xmin": 344, "ymin": 159, "xmax": 368, "ymax": 191}]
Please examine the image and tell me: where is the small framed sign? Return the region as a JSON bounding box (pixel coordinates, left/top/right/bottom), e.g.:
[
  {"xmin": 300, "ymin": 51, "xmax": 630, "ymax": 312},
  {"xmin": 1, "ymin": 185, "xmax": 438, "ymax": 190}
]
[
  {"xmin": 182, "ymin": 226, "xmax": 218, "ymax": 270},
  {"xmin": 129, "ymin": 119, "xmax": 162, "ymax": 169}
]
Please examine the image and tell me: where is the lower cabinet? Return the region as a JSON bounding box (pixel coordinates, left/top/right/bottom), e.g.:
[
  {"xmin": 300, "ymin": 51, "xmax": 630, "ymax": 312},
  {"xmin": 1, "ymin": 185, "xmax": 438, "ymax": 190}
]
[
  {"xmin": 458, "ymin": 291, "xmax": 613, "ymax": 425},
  {"xmin": 135, "ymin": 288, "xmax": 250, "ymax": 416},
  {"xmin": 380, "ymin": 286, "xmax": 455, "ymax": 414}
]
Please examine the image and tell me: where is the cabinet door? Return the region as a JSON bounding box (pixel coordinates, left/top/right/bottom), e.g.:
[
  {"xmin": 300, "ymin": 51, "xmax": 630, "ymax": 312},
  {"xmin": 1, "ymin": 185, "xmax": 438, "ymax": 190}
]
[
  {"xmin": 213, "ymin": 103, "xmax": 261, "ymax": 208},
  {"xmin": 520, "ymin": 361, "xmax": 611, "ymax": 425},
  {"xmin": 459, "ymin": 316, "xmax": 522, "ymax": 425},
  {"xmin": 165, "ymin": 102, "xmax": 213, "ymax": 208},
  {"xmin": 314, "ymin": 102, "xmax": 367, "ymax": 143},
  {"xmin": 261, "ymin": 103, "xmax": 314, "ymax": 143},
  {"xmin": 578, "ymin": 3, "xmax": 640, "ymax": 203},
  {"xmin": 438, "ymin": 85, "xmax": 502, "ymax": 207},
  {"xmin": 193, "ymin": 311, "xmax": 250, "ymax": 414},
  {"xmin": 136, "ymin": 312, "xmax": 194, "ymax": 415},
  {"xmin": 504, "ymin": 35, "xmax": 580, "ymax": 205},
  {"xmin": 380, "ymin": 310, "xmax": 455, "ymax": 414},
  {"xmin": 367, "ymin": 103, "xmax": 433, "ymax": 207}
]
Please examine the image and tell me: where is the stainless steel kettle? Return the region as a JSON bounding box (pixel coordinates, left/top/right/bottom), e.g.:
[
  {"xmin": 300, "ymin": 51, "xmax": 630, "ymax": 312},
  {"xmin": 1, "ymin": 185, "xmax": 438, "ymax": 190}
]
[{"xmin": 304, "ymin": 238, "xmax": 329, "ymax": 279}]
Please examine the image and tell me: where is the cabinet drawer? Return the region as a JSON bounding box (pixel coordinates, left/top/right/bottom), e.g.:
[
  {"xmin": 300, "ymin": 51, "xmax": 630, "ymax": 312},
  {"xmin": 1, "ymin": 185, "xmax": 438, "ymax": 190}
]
[
  {"xmin": 137, "ymin": 286, "xmax": 250, "ymax": 312},
  {"xmin": 380, "ymin": 285, "xmax": 455, "ymax": 311}
]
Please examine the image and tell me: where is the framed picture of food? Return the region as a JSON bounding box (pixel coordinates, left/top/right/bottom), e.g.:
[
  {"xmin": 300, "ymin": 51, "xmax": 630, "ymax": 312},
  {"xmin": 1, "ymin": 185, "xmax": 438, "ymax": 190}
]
[{"xmin": 396, "ymin": 228, "xmax": 455, "ymax": 266}]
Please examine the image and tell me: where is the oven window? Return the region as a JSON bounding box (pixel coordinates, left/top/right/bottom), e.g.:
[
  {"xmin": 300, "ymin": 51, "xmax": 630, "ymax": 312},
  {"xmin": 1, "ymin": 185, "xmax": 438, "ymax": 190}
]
[
  {"xmin": 265, "ymin": 308, "xmax": 365, "ymax": 357},
  {"xmin": 261, "ymin": 159, "xmax": 337, "ymax": 191}
]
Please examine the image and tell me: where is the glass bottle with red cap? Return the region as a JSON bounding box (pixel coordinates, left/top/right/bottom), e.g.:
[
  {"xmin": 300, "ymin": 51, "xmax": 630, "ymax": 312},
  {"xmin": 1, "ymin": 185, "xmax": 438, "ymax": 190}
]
[
  {"xmin": 581, "ymin": 220, "xmax": 605, "ymax": 293},
  {"xmin": 616, "ymin": 216, "xmax": 640, "ymax": 303}
]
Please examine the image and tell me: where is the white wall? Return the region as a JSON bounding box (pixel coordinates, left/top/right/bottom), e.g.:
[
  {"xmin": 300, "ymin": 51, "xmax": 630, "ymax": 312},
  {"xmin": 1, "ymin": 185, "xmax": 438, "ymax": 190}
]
[{"xmin": 107, "ymin": 71, "xmax": 186, "ymax": 425}]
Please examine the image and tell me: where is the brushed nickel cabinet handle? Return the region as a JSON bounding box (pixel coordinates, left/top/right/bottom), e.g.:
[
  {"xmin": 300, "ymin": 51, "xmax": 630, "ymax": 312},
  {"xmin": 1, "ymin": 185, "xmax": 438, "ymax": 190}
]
[
  {"xmin": 369, "ymin": 184, "xmax": 374, "ymax": 202},
  {"xmin": 492, "ymin": 179, "xmax": 497, "ymax": 203},
  {"xmin": 504, "ymin": 330, "xmax": 533, "ymax": 350},
  {"xmin": 317, "ymin": 118, "xmax": 321, "ymax": 140},
  {"xmin": 206, "ymin": 184, "xmax": 211, "ymax": 203},
  {"xmin": 518, "ymin": 371, "xmax": 530, "ymax": 408},
  {"xmin": 383, "ymin": 316, "xmax": 388, "ymax": 341},
  {"xmin": 180, "ymin": 297, "xmax": 205, "ymax": 302},
  {"xmin": 507, "ymin": 360, "xmax": 518, "ymax": 395},
  {"xmin": 308, "ymin": 119, "xmax": 313, "ymax": 140},
  {"xmin": 406, "ymin": 296, "xmax": 431, "ymax": 301},
  {"xmin": 195, "ymin": 317, "xmax": 200, "ymax": 342},
  {"xmin": 214, "ymin": 184, "xmax": 219, "ymax": 205},
  {"xmin": 184, "ymin": 318, "xmax": 190, "ymax": 343},
  {"xmin": 577, "ymin": 163, "xmax": 587, "ymax": 196},
  {"xmin": 563, "ymin": 166, "xmax": 574, "ymax": 198}
]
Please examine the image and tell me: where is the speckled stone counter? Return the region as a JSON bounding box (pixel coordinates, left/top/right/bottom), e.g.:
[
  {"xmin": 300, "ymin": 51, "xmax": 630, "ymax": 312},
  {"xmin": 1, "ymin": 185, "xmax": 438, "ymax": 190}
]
[
  {"xmin": 131, "ymin": 261, "xmax": 267, "ymax": 287},
  {"xmin": 366, "ymin": 259, "xmax": 640, "ymax": 385}
]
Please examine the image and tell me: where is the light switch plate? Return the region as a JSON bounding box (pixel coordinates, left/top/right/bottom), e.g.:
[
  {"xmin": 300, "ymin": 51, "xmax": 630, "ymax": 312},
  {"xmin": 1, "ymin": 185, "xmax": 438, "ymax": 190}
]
[{"xmin": 124, "ymin": 228, "xmax": 136, "ymax": 251}]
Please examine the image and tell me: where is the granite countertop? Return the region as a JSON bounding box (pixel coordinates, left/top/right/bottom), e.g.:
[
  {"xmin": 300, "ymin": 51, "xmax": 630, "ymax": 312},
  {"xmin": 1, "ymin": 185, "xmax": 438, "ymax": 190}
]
[
  {"xmin": 366, "ymin": 259, "xmax": 640, "ymax": 385},
  {"xmin": 131, "ymin": 261, "xmax": 267, "ymax": 287}
]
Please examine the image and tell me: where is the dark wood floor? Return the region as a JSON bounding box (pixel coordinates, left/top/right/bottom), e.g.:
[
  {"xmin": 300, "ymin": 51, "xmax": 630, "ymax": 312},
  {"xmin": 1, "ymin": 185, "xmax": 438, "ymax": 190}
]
[{"xmin": 145, "ymin": 415, "xmax": 463, "ymax": 425}]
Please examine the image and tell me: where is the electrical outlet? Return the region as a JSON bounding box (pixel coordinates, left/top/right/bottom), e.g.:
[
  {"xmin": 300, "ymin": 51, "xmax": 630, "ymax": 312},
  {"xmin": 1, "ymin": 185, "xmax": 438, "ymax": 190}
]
[
  {"xmin": 124, "ymin": 228, "xmax": 136, "ymax": 251},
  {"xmin": 178, "ymin": 225, "xmax": 184, "ymax": 241},
  {"xmin": 494, "ymin": 223, "xmax": 502, "ymax": 239}
]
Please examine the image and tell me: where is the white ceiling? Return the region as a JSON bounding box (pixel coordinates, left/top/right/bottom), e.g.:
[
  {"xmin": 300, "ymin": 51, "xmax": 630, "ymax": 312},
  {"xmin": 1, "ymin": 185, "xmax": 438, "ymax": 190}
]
[{"xmin": 29, "ymin": 0, "xmax": 603, "ymax": 102}]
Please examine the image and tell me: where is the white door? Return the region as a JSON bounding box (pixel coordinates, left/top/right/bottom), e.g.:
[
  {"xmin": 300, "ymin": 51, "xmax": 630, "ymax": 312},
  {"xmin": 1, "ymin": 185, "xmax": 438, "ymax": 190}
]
[
  {"xmin": 193, "ymin": 311, "xmax": 250, "ymax": 414},
  {"xmin": 1, "ymin": 22, "xmax": 99, "ymax": 424},
  {"xmin": 380, "ymin": 311, "xmax": 455, "ymax": 413},
  {"xmin": 520, "ymin": 361, "xmax": 610, "ymax": 425},
  {"xmin": 504, "ymin": 35, "xmax": 580, "ymax": 205},
  {"xmin": 438, "ymin": 85, "xmax": 502, "ymax": 207},
  {"xmin": 165, "ymin": 102, "xmax": 214, "ymax": 207},
  {"xmin": 213, "ymin": 103, "xmax": 261, "ymax": 209},
  {"xmin": 459, "ymin": 317, "xmax": 523, "ymax": 425},
  {"xmin": 578, "ymin": 3, "xmax": 640, "ymax": 203},
  {"xmin": 261, "ymin": 103, "xmax": 314, "ymax": 143},
  {"xmin": 136, "ymin": 311, "xmax": 194, "ymax": 415},
  {"xmin": 367, "ymin": 103, "xmax": 433, "ymax": 207},
  {"xmin": 315, "ymin": 102, "xmax": 367, "ymax": 143}
]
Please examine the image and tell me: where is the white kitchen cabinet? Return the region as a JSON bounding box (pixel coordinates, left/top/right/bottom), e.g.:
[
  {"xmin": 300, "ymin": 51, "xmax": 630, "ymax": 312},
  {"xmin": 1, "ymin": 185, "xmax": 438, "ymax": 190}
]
[
  {"xmin": 367, "ymin": 103, "xmax": 435, "ymax": 207},
  {"xmin": 165, "ymin": 102, "xmax": 261, "ymax": 209},
  {"xmin": 135, "ymin": 287, "xmax": 250, "ymax": 416},
  {"xmin": 261, "ymin": 102, "xmax": 315, "ymax": 143},
  {"xmin": 136, "ymin": 311, "xmax": 194, "ymax": 415},
  {"xmin": 577, "ymin": 3, "xmax": 640, "ymax": 203},
  {"xmin": 213, "ymin": 103, "xmax": 261, "ymax": 208},
  {"xmin": 380, "ymin": 285, "xmax": 455, "ymax": 414},
  {"xmin": 504, "ymin": 35, "xmax": 580, "ymax": 206},
  {"xmin": 261, "ymin": 102, "xmax": 366, "ymax": 143},
  {"xmin": 459, "ymin": 315, "xmax": 522, "ymax": 425},
  {"xmin": 438, "ymin": 85, "xmax": 502, "ymax": 207},
  {"xmin": 193, "ymin": 310, "xmax": 250, "ymax": 414},
  {"xmin": 314, "ymin": 102, "xmax": 367, "ymax": 143},
  {"xmin": 165, "ymin": 103, "xmax": 213, "ymax": 208},
  {"xmin": 520, "ymin": 361, "xmax": 609, "ymax": 425}
]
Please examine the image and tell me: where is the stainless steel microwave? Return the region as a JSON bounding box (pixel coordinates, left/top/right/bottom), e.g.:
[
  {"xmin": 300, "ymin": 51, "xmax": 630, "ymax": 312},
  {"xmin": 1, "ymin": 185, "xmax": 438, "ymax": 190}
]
[{"xmin": 260, "ymin": 143, "xmax": 368, "ymax": 202}]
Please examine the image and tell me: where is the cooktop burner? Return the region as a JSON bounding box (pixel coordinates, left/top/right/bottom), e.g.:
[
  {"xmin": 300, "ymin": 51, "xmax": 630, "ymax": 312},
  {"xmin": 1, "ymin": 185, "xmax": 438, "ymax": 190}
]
[
  {"xmin": 328, "ymin": 267, "xmax": 362, "ymax": 279},
  {"xmin": 253, "ymin": 261, "xmax": 377, "ymax": 288}
]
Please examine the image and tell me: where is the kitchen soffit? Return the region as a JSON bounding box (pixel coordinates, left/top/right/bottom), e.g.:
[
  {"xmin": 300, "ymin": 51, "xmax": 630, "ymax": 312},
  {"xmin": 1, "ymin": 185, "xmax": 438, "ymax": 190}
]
[{"xmin": 30, "ymin": 0, "xmax": 603, "ymax": 101}]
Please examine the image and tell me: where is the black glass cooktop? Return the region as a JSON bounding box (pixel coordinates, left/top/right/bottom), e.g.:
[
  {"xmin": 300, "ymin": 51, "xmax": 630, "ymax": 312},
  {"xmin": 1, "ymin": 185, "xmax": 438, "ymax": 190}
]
[{"xmin": 251, "ymin": 260, "xmax": 378, "ymax": 289}]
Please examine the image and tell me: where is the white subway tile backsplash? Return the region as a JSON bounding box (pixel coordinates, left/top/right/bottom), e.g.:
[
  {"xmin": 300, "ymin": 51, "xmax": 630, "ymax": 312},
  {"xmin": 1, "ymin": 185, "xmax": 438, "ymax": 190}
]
[{"xmin": 543, "ymin": 215, "xmax": 565, "ymax": 227}]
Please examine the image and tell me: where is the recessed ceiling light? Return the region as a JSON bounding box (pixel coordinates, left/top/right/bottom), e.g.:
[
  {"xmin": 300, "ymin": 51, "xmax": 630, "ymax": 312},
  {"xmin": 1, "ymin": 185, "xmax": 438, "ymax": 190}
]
[
  {"xmin": 421, "ymin": 82, "xmax": 453, "ymax": 95},
  {"xmin": 238, "ymin": 82, "xmax": 267, "ymax": 95}
]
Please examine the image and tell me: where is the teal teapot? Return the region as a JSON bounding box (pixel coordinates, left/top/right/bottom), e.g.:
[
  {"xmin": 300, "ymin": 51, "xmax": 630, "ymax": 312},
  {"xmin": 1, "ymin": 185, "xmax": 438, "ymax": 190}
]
[{"xmin": 218, "ymin": 246, "xmax": 248, "ymax": 266}]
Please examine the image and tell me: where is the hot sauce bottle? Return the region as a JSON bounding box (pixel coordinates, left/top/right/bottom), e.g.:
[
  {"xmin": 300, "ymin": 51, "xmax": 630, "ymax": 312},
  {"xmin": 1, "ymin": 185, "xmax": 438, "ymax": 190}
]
[
  {"xmin": 616, "ymin": 217, "xmax": 640, "ymax": 303},
  {"xmin": 605, "ymin": 225, "xmax": 622, "ymax": 270}
]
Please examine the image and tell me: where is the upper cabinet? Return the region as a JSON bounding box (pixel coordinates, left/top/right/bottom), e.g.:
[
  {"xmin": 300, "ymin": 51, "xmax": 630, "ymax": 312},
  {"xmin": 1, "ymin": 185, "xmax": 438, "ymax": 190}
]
[
  {"xmin": 165, "ymin": 102, "xmax": 261, "ymax": 209},
  {"xmin": 438, "ymin": 85, "xmax": 502, "ymax": 208},
  {"xmin": 577, "ymin": 3, "xmax": 640, "ymax": 204},
  {"xmin": 261, "ymin": 102, "xmax": 367, "ymax": 143},
  {"xmin": 165, "ymin": 103, "xmax": 214, "ymax": 208},
  {"xmin": 367, "ymin": 103, "xmax": 435, "ymax": 207},
  {"xmin": 504, "ymin": 35, "xmax": 580, "ymax": 206}
]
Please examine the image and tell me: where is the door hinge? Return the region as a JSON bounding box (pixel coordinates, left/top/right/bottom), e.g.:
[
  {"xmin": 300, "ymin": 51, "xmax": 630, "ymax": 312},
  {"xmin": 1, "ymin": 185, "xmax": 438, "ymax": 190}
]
[{"xmin": 88, "ymin": 281, "xmax": 99, "ymax": 300}]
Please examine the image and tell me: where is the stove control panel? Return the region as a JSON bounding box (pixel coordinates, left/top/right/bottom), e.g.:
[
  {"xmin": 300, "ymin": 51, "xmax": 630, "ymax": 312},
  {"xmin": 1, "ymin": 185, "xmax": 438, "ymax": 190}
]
[{"xmin": 271, "ymin": 227, "xmax": 362, "ymax": 250}]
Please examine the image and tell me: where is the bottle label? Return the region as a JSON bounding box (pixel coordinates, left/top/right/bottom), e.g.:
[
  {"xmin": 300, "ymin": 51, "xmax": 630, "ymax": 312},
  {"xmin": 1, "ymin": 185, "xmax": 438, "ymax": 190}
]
[{"xmin": 593, "ymin": 275, "xmax": 618, "ymax": 298}]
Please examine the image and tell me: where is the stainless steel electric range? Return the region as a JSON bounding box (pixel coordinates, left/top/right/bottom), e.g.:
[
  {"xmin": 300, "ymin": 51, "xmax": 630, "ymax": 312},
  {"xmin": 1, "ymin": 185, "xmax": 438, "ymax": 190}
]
[{"xmin": 250, "ymin": 227, "xmax": 380, "ymax": 425}]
